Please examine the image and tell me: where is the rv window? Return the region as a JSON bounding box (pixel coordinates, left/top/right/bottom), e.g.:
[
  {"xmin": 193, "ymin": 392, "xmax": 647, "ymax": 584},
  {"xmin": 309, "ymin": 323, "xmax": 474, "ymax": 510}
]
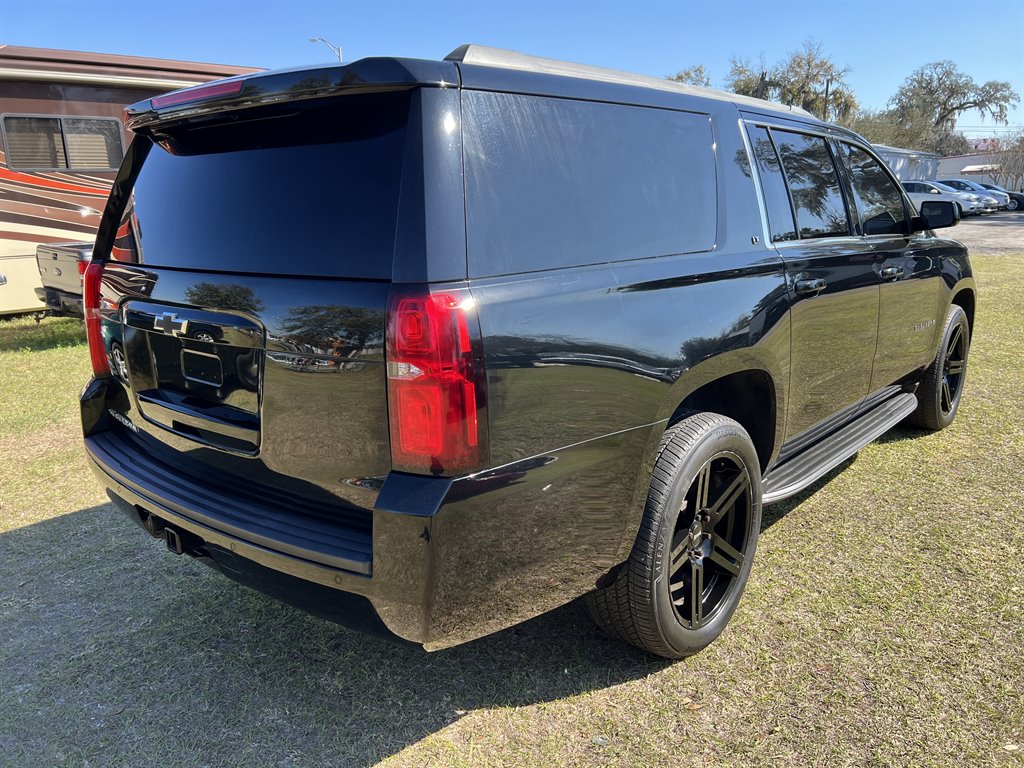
[
  {"xmin": 2, "ymin": 115, "xmax": 123, "ymax": 171},
  {"xmin": 64, "ymin": 119, "xmax": 123, "ymax": 169},
  {"xmin": 3, "ymin": 117, "xmax": 68, "ymax": 169}
]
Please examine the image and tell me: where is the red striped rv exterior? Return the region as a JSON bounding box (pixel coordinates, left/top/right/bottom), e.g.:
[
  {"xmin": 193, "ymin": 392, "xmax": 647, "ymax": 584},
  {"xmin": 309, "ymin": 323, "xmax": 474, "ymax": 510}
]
[{"xmin": 0, "ymin": 45, "xmax": 259, "ymax": 314}]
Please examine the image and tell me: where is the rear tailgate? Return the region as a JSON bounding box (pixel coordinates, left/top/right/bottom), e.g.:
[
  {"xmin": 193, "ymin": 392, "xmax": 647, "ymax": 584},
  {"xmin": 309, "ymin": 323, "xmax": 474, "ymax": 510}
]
[
  {"xmin": 90, "ymin": 89, "xmax": 416, "ymax": 545},
  {"xmin": 36, "ymin": 242, "xmax": 91, "ymax": 311}
]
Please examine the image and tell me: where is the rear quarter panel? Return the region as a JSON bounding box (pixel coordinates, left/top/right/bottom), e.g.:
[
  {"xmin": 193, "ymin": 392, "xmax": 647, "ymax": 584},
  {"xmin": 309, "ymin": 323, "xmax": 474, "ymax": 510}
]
[{"xmin": 423, "ymin": 96, "xmax": 791, "ymax": 647}]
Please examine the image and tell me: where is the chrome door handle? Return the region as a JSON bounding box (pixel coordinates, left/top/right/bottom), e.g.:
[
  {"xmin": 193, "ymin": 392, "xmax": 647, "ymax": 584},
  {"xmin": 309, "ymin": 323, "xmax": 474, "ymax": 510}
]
[
  {"xmin": 794, "ymin": 278, "xmax": 827, "ymax": 296},
  {"xmin": 879, "ymin": 265, "xmax": 904, "ymax": 279}
]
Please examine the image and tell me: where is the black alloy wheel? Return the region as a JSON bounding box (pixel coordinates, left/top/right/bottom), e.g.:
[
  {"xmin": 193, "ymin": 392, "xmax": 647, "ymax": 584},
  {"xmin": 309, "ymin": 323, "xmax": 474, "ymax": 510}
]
[
  {"xmin": 668, "ymin": 452, "xmax": 752, "ymax": 630},
  {"xmin": 907, "ymin": 304, "xmax": 970, "ymax": 431},
  {"xmin": 587, "ymin": 412, "xmax": 762, "ymax": 658},
  {"xmin": 940, "ymin": 319, "xmax": 967, "ymax": 417}
]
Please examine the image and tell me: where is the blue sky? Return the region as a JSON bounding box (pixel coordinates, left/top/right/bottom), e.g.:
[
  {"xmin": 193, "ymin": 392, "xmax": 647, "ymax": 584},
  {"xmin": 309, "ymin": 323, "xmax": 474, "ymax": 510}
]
[{"xmin": 2, "ymin": 0, "xmax": 1022, "ymax": 137}]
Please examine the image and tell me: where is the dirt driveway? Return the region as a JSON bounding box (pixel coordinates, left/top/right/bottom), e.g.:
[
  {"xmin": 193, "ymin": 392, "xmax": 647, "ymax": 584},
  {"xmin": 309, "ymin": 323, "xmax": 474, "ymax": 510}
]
[{"xmin": 948, "ymin": 211, "xmax": 1023, "ymax": 255}]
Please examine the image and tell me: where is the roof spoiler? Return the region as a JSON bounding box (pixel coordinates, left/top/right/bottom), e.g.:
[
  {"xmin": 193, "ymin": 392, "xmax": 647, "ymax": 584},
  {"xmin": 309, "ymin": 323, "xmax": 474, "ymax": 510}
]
[{"xmin": 125, "ymin": 57, "xmax": 459, "ymax": 132}]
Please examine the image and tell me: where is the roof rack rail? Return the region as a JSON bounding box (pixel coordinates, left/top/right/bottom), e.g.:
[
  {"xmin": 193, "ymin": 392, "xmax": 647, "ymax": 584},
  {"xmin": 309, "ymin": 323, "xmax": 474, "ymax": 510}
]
[{"xmin": 444, "ymin": 44, "xmax": 816, "ymax": 119}]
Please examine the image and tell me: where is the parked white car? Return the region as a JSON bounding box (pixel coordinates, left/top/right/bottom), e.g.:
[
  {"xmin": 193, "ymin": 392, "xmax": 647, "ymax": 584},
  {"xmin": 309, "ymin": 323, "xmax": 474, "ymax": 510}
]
[
  {"xmin": 901, "ymin": 181, "xmax": 992, "ymax": 216},
  {"xmin": 937, "ymin": 178, "xmax": 1010, "ymax": 209}
]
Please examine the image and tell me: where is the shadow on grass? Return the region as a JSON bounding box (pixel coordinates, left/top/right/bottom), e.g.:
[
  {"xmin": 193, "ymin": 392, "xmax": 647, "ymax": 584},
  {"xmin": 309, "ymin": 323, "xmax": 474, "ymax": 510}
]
[
  {"xmin": 0, "ymin": 315, "xmax": 85, "ymax": 353},
  {"xmin": 760, "ymin": 455, "xmax": 857, "ymax": 530},
  {"xmin": 874, "ymin": 425, "xmax": 928, "ymax": 445},
  {"xmin": 0, "ymin": 504, "xmax": 668, "ymax": 766},
  {"xmin": 759, "ymin": 424, "xmax": 930, "ymax": 530}
]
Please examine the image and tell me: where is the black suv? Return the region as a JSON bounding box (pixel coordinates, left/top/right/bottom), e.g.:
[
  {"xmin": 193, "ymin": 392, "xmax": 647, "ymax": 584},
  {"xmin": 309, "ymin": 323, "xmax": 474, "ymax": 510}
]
[{"xmin": 82, "ymin": 46, "xmax": 973, "ymax": 659}]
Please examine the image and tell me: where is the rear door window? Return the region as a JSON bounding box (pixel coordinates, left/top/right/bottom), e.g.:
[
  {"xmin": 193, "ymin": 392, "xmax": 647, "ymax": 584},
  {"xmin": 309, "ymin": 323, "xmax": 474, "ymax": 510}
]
[
  {"xmin": 463, "ymin": 92, "xmax": 717, "ymax": 277},
  {"xmin": 746, "ymin": 125, "xmax": 797, "ymax": 242},
  {"xmin": 770, "ymin": 130, "xmax": 850, "ymax": 239},
  {"xmin": 838, "ymin": 143, "xmax": 908, "ymax": 236}
]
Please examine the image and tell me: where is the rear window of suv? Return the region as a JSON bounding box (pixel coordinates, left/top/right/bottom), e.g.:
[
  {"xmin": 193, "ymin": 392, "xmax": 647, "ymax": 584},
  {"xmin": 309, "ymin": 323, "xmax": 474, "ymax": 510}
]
[{"xmin": 120, "ymin": 91, "xmax": 410, "ymax": 279}]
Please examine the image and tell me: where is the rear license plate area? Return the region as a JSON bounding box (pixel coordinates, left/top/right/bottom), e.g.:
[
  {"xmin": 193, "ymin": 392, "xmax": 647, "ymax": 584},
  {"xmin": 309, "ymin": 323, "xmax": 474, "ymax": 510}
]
[
  {"xmin": 181, "ymin": 348, "xmax": 224, "ymax": 387},
  {"xmin": 121, "ymin": 301, "xmax": 264, "ymax": 454}
]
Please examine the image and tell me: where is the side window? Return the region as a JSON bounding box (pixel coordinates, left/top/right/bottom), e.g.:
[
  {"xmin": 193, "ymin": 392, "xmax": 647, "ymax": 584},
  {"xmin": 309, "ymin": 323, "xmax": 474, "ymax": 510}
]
[
  {"xmin": 462, "ymin": 92, "xmax": 717, "ymax": 277},
  {"xmin": 770, "ymin": 129, "xmax": 850, "ymax": 239},
  {"xmin": 2, "ymin": 115, "xmax": 123, "ymax": 171},
  {"xmin": 904, "ymin": 183, "xmax": 920, "ymax": 193},
  {"xmin": 2, "ymin": 117, "xmax": 67, "ymax": 169},
  {"xmin": 839, "ymin": 143, "xmax": 908, "ymax": 236},
  {"xmin": 746, "ymin": 125, "xmax": 797, "ymax": 242},
  {"xmin": 63, "ymin": 118, "xmax": 124, "ymax": 169}
]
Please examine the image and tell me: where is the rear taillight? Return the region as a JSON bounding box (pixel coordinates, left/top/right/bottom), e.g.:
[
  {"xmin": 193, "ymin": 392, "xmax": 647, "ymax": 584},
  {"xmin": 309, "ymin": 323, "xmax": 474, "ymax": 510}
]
[
  {"xmin": 78, "ymin": 258, "xmax": 88, "ymax": 278},
  {"xmin": 386, "ymin": 291, "xmax": 486, "ymax": 476},
  {"xmin": 83, "ymin": 261, "xmax": 110, "ymax": 377}
]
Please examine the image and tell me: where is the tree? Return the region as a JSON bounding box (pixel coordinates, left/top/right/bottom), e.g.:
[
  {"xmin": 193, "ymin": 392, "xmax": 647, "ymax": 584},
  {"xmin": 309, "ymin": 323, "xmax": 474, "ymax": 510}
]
[
  {"xmin": 986, "ymin": 131, "xmax": 1024, "ymax": 190},
  {"xmin": 725, "ymin": 39, "xmax": 857, "ymax": 122},
  {"xmin": 724, "ymin": 56, "xmax": 772, "ymax": 98},
  {"xmin": 278, "ymin": 305, "xmax": 381, "ymax": 353},
  {"xmin": 184, "ymin": 282, "xmax": 265, "ymax": 314},
  {"xmin": 890, "ymin": 61, "xmax": 1019, "ymax": 132},
  {"xmin": 844, "ymin": 106, "xmax": 970, "ymax": 157},
  {"xmin": 844, "ymin": 61, "xmax": 1016, "ymax": 157},
  {"xmin": 667, "ymin": 64, "xmax": 711, "ymax": 88},
  {"xmin": 933, "ymin": 130, "xmax": 971, "ymax": 157}
]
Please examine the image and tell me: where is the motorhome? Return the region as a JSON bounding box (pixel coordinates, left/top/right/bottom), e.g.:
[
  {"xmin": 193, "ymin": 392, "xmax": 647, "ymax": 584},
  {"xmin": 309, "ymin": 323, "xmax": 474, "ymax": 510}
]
[{"xmin": 0, "ymin": 45, "xmax": 257, "ymax": 315}]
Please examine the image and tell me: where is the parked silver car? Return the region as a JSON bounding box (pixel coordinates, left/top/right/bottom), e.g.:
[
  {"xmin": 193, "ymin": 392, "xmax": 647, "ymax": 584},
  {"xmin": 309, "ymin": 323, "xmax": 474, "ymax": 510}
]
[
  {"xmin": 937, "ymin": 178, "xmax": 1010, "ymax": 209},
  {"xmin": 902, "ymin": 181, "xmax": 992, "ymax": 216}
]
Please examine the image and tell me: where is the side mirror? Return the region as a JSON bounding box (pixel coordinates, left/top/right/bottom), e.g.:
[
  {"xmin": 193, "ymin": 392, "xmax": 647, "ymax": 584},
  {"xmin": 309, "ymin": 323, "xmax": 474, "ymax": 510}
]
[{"xmin": 911, "ymin": 200, "xmax": 959, "ymax": 232}]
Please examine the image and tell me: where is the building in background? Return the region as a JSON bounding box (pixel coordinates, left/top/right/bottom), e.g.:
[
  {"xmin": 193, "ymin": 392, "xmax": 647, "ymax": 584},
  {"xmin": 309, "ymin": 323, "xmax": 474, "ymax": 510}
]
[
  {"xmin": 872, "ymin": 144, "xmax": 940, "ymax": 181},
  {"xmin": 0, "ymin": 45, "xmax": 260, "ymax": 315},
  {"xmin": 937, "ymin": 153, "xmax": 1007, "ymax": 188}
]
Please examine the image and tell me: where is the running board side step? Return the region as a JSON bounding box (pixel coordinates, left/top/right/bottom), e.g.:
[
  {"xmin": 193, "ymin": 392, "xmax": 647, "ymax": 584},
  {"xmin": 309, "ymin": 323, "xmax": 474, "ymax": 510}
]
[{"xmin": 762, "ymin": 392, "xmax": 918, "ymax": 505}]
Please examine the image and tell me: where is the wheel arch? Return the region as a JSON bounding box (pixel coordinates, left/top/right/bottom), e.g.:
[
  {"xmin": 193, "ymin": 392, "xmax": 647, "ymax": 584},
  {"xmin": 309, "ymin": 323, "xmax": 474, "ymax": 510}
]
[
  {"xmin": 615, "ymin": 354, "xmax": 785, "ymax": 564},
  {"xmin": 667, "ymin": 369, "xmax": 778, "ymax": 475},
  {"xmin": 950, "ymin": 285, "xmax": 975, "ymax": 339}
]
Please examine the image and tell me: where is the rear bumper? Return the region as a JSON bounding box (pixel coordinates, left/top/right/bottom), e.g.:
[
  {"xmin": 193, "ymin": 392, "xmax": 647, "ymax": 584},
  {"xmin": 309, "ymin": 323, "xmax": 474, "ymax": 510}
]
[
  {"xmin": 84, "ymin": 427, "xmax": 437, "ymax": 645},
  {"xmin": 82, "ymin": 378, "xmax": 651, "ymax": 649},
  {"xmin": 35, "ymin": 286, "xmax": 84, "ymax": 317}
]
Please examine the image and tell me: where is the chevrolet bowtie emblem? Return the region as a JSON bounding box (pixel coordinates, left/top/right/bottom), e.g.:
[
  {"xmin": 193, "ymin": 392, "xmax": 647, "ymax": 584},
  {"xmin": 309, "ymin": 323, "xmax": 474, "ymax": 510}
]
[{"xmin": 153, "ymin": 312, "xmax": 189, "ymax": 337}]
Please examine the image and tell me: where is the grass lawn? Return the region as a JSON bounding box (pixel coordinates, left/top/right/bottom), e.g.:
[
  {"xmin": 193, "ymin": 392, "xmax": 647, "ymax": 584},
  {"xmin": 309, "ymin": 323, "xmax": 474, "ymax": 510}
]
[{"xmin": 1, "ymin": 256, "xmax": 1021, "ymax": 767}]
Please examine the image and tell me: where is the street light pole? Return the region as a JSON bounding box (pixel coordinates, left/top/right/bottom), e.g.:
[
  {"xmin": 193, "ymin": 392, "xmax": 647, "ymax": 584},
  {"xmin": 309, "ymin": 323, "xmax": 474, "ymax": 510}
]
[{"xmin": 309, "ymin": 37, "xmax": 342, "ymax": 63}]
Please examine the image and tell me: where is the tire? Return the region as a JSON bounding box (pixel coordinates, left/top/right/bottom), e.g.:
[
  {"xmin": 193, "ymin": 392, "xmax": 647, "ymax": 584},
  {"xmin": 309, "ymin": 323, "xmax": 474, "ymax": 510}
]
[
  {"xmin": 1008, "ymin": 198, "xmax": 1020, "ymax": 211},
  {"xmin": 588, "ymin": 413, "xmax": 762, "ymax": 658},
  {"xmin": 906, "ymin": 304, "xmax": 970, "ymax": 431},
  {"xmin": 110, "ymin": 342, "xmax": 129, "ymax": 381}
]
